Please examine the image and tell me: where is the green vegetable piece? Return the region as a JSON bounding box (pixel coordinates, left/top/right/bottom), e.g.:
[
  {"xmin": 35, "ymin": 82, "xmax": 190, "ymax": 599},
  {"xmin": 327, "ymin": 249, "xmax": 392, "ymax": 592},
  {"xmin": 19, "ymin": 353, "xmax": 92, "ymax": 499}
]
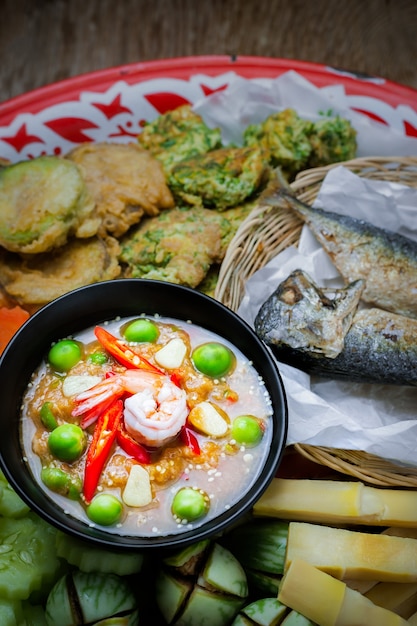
[
  {"xmin": 163, "ymin": 538, "xmax": 210, "ymax": 569},
  {"xmin": 155, "ymin": 568, "xmax": 192, "ymax": 625},
  {"xmin": 202, "ymin": 543, "xmax": 248, "ymax": 598},
  {"xmin": 94, "ymin": 617, "xmax": 129, "ymax": 626},
  {"xmin": 0, "ymin": 471, "xmax": 30, "ymax": 518},
  {"xmin": 21, "ymin": 602, "xmax": 48, "ymax": 626},
  {"xmin": 40, "ymin": 402, "xmax": 58, "ymax": 431},
  {"xmin": 123, "ymin": 318, "xmax": 159, "ymax": 343},
  {"xmin": 192, "ymin": 342, "xmax": 235, "ymax": 378},
  {"xmin": 55, "ymin": 531, "xmax": 143, "ymax": 575},
  {"xmin": 231, "ymin": 415, "xmax": 264, "ymax": 446},
  {"xmin": 86, "ymin": 494, "xmax": 123, "ymax": 526},
  {"xmin": 48, "ymin": 339, "xmax": 82, "ymax": 372},
  {"xmin": 88, "ymin": 351, "xmax": 108, "ymax": 365},
  {"xmin": 45, "ymin": 571, "xmax": 138, "ymax": 626},
  {"xmin": 0, "ymin": 598, "xmax": 24, "ymax": 626},
  {"xmin": 245, "ymin": 569, "xmax": 281, "ymax": 596},
  {"xmin": 179, "ymin": 586, "xmax": 245, "ymax": 626},
  {"xmin": 282, "ymin": 610, "xmax": 316, "ymax": 625},
  {"xmin": 224, "ymin": 519, "xmax": 289, "ymax": 576},
  {"xmin": 171, "ymin": 487, "xmax": 209, "ymax": 523},
  {"xmin": 41, "ymin": 467, "xmax": 81, "ymax": 500},
  {"xmin": 47, "ymin": 424, "xmax": 86, "ymax": 463},
  {"xmin": 0, "ymin": 514, "xmax": 60, "ymax": 600},
  {"xmin": 236, "ymin": 597, "xmax": 288, "ymax": 626}
]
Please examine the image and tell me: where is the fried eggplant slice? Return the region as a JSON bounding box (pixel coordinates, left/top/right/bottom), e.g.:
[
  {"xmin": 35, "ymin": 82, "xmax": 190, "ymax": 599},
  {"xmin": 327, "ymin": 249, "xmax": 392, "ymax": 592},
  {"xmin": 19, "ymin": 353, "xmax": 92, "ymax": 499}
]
[
  {"xmin": 66, "ymin": 142, "xmax": 174, "ymax": 238},
  {"xmin": 119, "ymin": 206, "xmax": 232, "ymax": 288},
  {"xmin": 0, "ymin": 237, "xmax": 121, "ymax": 308},
  {"xmin": 168, "ymin": 146, "xmax": 270, "ymax": 210},
  {"xmin": 307, "ymin": 115, "xmax": 357, "ymax": 168},
  {"xmin": 243, "ymin": 108, "xmax": 313, "ymax": 176},
  {"xmin": 0, "ymin": 156, "xmax": 98, "ymax": 254},
  {"xmin": 137, "ymin": 104, "xmax": 222, "ymax": 173}
]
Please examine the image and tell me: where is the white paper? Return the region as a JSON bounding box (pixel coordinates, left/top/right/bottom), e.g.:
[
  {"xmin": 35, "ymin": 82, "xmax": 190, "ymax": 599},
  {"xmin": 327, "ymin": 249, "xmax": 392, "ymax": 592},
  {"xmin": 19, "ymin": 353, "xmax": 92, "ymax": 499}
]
[
  {"xmin": 194, "ymin": 70, "xmax": 417, "ymax": 156},
  {"xmin": 237, "ymin": 168, "xmax": 417, "ymax": 468}
]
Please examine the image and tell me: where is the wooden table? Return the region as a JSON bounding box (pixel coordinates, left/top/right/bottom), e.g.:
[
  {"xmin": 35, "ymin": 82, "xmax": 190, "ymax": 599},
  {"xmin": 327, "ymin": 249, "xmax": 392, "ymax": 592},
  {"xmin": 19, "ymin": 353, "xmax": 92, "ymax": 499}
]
[{"xmin": 2, "ymin": 0, "xmax": 417, "ymax": 102}]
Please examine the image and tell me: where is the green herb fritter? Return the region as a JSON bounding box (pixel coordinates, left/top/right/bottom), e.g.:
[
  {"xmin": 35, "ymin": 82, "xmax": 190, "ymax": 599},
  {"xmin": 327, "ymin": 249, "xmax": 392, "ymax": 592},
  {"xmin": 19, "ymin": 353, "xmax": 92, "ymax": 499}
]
[
  {"xmin": 306, "ymin": 115, "xmax": 357, "ymax": 168},
  {"xmin": 119, "ymin": 206, "xmax": 240, "ymax": 288},
  {"xmin": 168, "ymin": 146, "xmax": 270, "ymax": 210},
  {"xmin": 243, "ymin": 108, "xmax": 357, "ymax": 177},
  {"xmin": 243, "ymin": 108, "xmax": 313, "ymax": 176},
  {"xmin": 137, "ymin": 104, "xmax": 222, "ymax": 173}
]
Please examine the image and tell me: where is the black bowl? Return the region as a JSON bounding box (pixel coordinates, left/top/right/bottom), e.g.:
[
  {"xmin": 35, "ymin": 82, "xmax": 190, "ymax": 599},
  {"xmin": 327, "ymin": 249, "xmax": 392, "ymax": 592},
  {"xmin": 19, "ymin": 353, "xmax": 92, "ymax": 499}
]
[{"xmin": 0, "ymin": 279, "xmax": 287, "ymax": 550}]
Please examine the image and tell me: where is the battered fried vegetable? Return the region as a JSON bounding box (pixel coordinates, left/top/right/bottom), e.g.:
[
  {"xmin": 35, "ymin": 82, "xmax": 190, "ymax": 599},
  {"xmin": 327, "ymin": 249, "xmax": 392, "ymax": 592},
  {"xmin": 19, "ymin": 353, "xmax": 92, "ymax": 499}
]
[
  {"xmin": 168, "ymin": 146, "xmax": 270, "ymax": 210},
  {"xmin": 0, "ymin": 236, "xmax": 121, "ymax": 308},
  {"xmin": 0, "ymin": 156, "xmax": 98, "ymax": 254},
  {"xmin": 137, "ymin": 104, "xmax": 222, "ymax": 173},
  {"xmin": 119, "ymin": 206, "xmax": 233, "ymax": 287},
  {"xmin": 243, "ymin": 108, "xmax": 313, "ymax": 176},
  {"xmin": 66, "ymin": 142, "xmax": 174, "ymax": 238},
  {"xmin": 243, "ymin": 108, "xmax": 357, "ymax": 176},
  {"xmin": 307, "ymin": 115, "xmax": 357, "ymax": 167}
]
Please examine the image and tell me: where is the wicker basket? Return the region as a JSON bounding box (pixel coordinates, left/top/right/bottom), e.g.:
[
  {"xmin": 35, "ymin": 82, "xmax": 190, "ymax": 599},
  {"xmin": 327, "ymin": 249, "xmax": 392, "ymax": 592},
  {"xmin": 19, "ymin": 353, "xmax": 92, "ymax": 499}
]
[{"xmin": 215, "ymin": 156, "xmax": 417, "ymax": 487}]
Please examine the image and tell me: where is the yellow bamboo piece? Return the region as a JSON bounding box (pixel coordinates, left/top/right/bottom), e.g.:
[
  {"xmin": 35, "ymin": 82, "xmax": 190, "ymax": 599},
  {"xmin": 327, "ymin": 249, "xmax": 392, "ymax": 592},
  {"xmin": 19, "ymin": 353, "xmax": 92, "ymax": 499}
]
[
  {"xmin": 278, "ymin": 559, "xmax": 409, "ymax": 626},
  {"xmin": 253, "ymin": 478, "xmax": 417, "ymax": 526},
  {"xmin": 285, "ymin": 522, "xmax": 417, "ymax": 583}
]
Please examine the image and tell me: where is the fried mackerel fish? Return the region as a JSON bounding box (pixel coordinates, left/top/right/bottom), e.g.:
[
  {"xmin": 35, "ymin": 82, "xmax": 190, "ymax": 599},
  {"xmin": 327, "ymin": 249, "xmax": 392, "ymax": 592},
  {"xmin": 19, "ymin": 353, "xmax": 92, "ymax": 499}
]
[
  {"xmin": 66, "ymin": 142, "xmax": 174, "ymax": 238},
  {"xmin": 0, "ymin": 236, "xmax": 120, "ymax": 310},
  {"xmin": 0, "ymin": 155, "xmax": 99, "ymax": 254},
  {"xmin": 255, "ymin": 269, "xmax": 417, "ymax": 387},
  {"xmin": 137, "ymin": 104, "xmax": 222, "ymax": 173}
]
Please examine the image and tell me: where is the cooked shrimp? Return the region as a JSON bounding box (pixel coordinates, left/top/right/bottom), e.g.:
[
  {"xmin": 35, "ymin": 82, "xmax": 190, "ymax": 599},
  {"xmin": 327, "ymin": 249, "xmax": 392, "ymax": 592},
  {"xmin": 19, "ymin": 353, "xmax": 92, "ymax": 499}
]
[{"xmin": 72, "ymin": 370, "xmax": 189, "ymax": 448}]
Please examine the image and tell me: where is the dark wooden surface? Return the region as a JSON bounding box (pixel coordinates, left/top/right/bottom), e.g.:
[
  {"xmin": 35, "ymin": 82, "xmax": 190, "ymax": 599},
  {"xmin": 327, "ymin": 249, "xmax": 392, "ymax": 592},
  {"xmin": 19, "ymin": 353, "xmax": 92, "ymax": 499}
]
[{"xmin": 2, "ymin": 0, "xmax": 417, "ymax": 103}]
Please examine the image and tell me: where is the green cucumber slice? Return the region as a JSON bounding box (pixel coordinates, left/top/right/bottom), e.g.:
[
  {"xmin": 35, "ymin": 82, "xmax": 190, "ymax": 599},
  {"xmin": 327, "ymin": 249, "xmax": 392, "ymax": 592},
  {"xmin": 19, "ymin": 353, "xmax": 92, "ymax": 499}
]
[
  {"xmin": 0, "ymin": 471, "xmax": 30, "ymax": 518},
  {"xmin": 55, "ymin": 531, "xmax": 143, "ymax": 576},
  {"xmin": 0, "ymin": 514, "xmax": 60, "ymax": 600}
]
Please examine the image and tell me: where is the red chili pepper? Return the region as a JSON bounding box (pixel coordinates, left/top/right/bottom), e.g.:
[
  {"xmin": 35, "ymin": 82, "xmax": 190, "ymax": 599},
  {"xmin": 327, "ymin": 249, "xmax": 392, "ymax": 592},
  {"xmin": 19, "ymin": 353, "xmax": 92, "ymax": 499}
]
[
  {"xmin": 180, "ymin": 425, "xmax": 201, "ymax": 455},
  {"xmin": 94, "ymin": 326, "xmax": 164, "ymax": 374},
  {"xmin": 116, "ymin": 423, "xmax": 151, "ymax": 465},
  {"xmin": 83, "ymin": 398, "xmax": 123, "ymax": 503},
  {"xmin": 170, "ymin": 370, "xmax": 183, "ymax": 388}
]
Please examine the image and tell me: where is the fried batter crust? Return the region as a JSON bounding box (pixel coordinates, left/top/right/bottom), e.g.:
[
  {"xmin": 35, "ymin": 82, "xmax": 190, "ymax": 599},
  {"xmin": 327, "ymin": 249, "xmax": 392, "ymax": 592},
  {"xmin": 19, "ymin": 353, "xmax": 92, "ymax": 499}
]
[
  {"xmin": 0, "ymin": 236, "xmax": 121, "ymax": 307},
  {"xmin": 119, "ymin": 206, "xmax": 232, "ymax": 288},
  {"xmin": 66, "ymin": 142, "xmax": 174, "ymax": 238}
]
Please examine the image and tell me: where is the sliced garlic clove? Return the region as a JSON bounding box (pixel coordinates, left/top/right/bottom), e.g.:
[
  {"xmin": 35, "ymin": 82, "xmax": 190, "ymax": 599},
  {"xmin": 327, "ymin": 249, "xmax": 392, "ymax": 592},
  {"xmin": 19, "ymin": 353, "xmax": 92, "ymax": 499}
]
[
  {"xmin": 62, "ymin": 375, "xmax": 102, "ymax": 398},
  {"xmin": 188, "ymin": 401, "xmax": 229, "ymax": 437},
  {"xmin": 122, "ymin": 465, "xmax": 153, "ymax": 507},
  {"xmin": 155, "ymin": 337, "xmax": 187, "ymax": 369}
]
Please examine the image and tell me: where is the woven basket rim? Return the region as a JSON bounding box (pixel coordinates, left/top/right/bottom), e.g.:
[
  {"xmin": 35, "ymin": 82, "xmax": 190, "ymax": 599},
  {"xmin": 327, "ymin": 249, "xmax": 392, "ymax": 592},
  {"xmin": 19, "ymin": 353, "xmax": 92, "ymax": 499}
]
[{"xmin": 215, "ymin": 156, "xmax": 417, "ymax": 487}]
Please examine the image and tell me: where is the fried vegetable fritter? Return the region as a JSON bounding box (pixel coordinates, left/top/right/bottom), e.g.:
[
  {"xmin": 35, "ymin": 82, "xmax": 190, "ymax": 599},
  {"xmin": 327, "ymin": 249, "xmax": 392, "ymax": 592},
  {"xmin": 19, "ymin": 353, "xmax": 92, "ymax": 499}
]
[
  {"xmin": 0, "ymin": 156, "xmax": 99, "ymax": 254},
  {"xmin": 137, "ymin": 105, "xmax": 222, "ymax": 173},
  {"xmin": 243, "ymin": 108, "xmax": 357, "ymax": 177},
  {"xmin": 307, "ymin": 115, "xmax": 357, "ymax": 167},
  {"xmin": 66, "ymin": 142, "xmax": 174, "ymax": 238},
  {"xmin": 168, "ymin": 146, "xmax": 270, "ymax": 210},
  {"xmin": 119, "ymin": 206, "xmax": 236, "ymax": 288},
  {"xmin": 244, "ymin": 108, "xmax": 313, "ymax": 176},
  {"xmin": 0, "ymin": 236, "xmax": 121, "ymax": 308}
]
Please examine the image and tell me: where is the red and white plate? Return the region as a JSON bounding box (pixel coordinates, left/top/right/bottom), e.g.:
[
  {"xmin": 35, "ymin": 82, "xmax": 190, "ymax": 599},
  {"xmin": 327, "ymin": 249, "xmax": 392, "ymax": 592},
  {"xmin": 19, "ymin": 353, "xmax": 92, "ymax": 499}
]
[{"xmin": 1, "ymin": 55, "xmax": 417, "ymax": 162}]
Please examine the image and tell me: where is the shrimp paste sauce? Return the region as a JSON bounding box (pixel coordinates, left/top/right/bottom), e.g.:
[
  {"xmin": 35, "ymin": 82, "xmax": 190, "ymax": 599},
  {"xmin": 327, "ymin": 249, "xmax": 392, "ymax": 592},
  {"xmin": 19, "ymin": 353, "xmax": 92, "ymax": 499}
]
[{"xmin": 21, "ymin": 315, "xmax": 273, "ymax": 537}]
